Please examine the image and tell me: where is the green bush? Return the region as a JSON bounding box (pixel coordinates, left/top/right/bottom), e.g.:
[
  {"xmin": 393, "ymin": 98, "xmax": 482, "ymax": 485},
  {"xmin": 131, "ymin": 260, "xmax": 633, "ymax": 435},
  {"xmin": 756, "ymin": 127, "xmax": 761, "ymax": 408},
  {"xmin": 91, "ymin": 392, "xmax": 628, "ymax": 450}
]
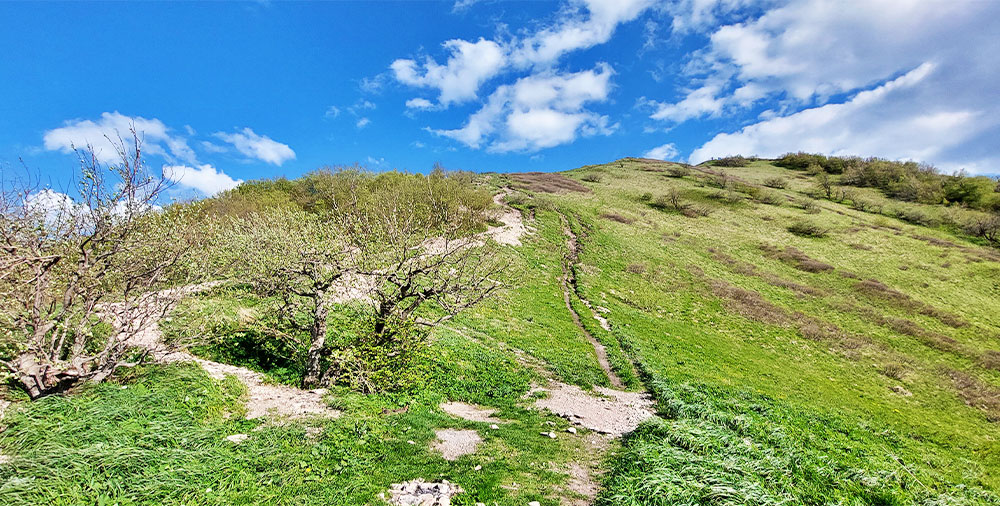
[
  {"xmin": 710, "ymin": 155, "xmax": 749, "ymax": 167},
  {"xmin": 763, "ymin": 177, "xmax": 788, "ymax": 189},
  {"xmin": 788, "ymin": 219, "xmax": 829, "ymax": 238}
]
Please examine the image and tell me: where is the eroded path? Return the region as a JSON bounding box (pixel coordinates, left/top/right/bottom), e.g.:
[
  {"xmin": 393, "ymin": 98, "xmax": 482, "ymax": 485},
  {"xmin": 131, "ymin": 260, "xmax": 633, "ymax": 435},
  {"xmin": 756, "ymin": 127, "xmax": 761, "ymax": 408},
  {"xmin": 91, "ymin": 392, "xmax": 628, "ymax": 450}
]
[
  {"xmin": 116, "ymin": 284, "xmax": 338, "ymax": 420},
  {"xmin": 558, "ymin": 213, "xmax": 624, "ymax": 389}
]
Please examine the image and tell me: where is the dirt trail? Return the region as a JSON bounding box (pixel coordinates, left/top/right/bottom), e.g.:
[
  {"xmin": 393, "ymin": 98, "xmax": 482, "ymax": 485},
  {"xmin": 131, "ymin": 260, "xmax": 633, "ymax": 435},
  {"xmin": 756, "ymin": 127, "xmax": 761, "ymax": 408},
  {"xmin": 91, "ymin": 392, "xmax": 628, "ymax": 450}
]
[
  {"xmin": 558, "ymin": 213, "xmax": 624, "ymax": 389},
  {"xmin": 117, "ymin": 283, "xmax": 339, "ymax": 420}
]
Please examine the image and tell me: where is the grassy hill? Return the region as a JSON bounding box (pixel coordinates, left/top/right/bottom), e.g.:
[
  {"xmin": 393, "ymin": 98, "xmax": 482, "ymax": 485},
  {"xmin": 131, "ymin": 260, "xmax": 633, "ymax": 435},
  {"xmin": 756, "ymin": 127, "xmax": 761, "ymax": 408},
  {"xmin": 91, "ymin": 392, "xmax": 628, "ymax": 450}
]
[{"xmin": 2, "ymin": 158, "xmax": 999, "ymax": 505}]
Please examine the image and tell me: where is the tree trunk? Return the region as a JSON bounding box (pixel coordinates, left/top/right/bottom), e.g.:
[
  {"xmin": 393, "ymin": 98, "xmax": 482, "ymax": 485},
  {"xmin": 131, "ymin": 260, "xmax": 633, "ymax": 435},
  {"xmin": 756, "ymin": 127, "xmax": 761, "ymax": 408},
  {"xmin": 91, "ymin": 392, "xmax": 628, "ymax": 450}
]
[
  {"xmin": 302, "ymin": 297, "xmax": 329, "ymax": 388},
  {"xmin": 15, "ymin": 352, "xmax": 82, "ymax": 399}
]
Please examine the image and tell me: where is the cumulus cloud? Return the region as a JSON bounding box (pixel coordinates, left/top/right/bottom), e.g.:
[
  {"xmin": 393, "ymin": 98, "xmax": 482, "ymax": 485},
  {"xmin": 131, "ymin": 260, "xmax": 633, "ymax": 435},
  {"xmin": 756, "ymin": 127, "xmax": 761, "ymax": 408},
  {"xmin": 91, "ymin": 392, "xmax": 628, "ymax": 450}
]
[
  {"xmin": 510, "ymin": 0, "xmax": 655, "ymax": 67},
  {"xmin": 432, "ymin": 64, "xmax": 616, "ymax": 152},
  {"xmin": 163, "ymin": 164, "xmax": 242, "ymax": 196},
  {"xmin": 43, "ymin": 111, "xmax": 196, "ymax": 165},
  {"xmin": 644, "ymin": 143, "xmax": 679, "ymax": 161},
  {"xmin": 356, "ymin": 118, "xmax": 371, "ymax": 128},
  {"xmin": 390, "ymin": 0, "xmax": 654, "ymax": 152},
  {"xmin": 689, "ymin": 63, "xmax": 987, "ymax": 164},
  {"xmin": 660, "ymin": 0, "xmax": 1000, "ymax": 173},
  {"xmin": 405, "ymin": 98, "xmax": 434, "ymax": 110},
  {"xmin": 391, "ymin": 38, "xmax": 506, "ymax": 106},
  {"xmin": 214, "ymin": 127, "xmax": 296, "ymax": 166}
]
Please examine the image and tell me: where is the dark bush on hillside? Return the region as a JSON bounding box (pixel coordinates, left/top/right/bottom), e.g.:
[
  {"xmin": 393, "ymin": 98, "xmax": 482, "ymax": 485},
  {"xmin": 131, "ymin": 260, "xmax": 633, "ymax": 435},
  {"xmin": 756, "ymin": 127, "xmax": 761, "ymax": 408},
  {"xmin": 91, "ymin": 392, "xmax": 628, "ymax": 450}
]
[
  {"xmin": 963, "ymin": 213, "xmax": 1000, "ymax": 245},
  {"xmin": 880, "ymin": 363, "xmax": 908, "ymax": 381},
  {"xmin": 626, "ymin": 263, "xmax": 646, "ymax": 274},
  {"xmin": 787, "ymin": 220, "xmax": 829, "ymax": 238},
  {"xmin": 581, "ymin": 172, "xmax": 603, "ymax": 183},
  {"xmin": 894, "ymin": 207, "xmax": 939, "ymax": 227},
  {"xmin": 763, "ymin": 177, "xmax": 788, "ymax": 189},
  {"xmin": 851, "ymin": 198, "xmax": 883, "ymax": 214},
  {"xmin": 796, "ymin": 199, "xmax": 821, "ymax": 214},
  {"xmin": 775, "ymin": 152, "xmax": 846, "ymax": 174},
  {"xmin": 639, "ymin": 192, "xmax": 653, "ymax": 202},
  {"xmin": 755, "ymin": 190, "xmax": 784, "ymax": 206},
  {"xmin": 710, "ymin": 155, "xmax": 750, "ymax": 167},
  {"xmin": 665, "ymin": 165, "xmax": 691, "ymax": 177}
]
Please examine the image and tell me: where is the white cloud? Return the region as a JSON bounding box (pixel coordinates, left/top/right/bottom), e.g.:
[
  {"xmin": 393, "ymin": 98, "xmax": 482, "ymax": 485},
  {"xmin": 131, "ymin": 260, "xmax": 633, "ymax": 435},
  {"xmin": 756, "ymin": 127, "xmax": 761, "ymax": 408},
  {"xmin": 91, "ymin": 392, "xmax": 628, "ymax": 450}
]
[
  {"xmin": 325, "ymin": 106, "xmax": 341, "ymax": 118},
  {"xmin": 432, "ymin": 64, "xmax": 615, "ymax": 152},
  {"xmin": 405, "ymin": 98, "xmax": 434, "ymax": 110},
  {"xmin": 391, "ymin": 38, "xmax": 506, "ymax": 106},
  {"xmin": 511, "ymin": 0, "xmax": 655, "ymax": 67},
  {"xmin": 689, "ymin": 63, "xmax": 989, "ymax": 165},
  {"xmin": 356, "ymin": 118, "xmax": 371, "ymax": 129},
  {"xmin": 163, "ymin": 164, "xmax": 242, "ymax": 196},
  {"xmin": 214, "ymin": 127, "xmax": 296, "ymax": 166},
  {"xmin": 644, "ymin": 143, "xmax": 679, "ymax": 160},
  {"xmin": 662, "ymin": 0, "xmax": 1000, "ymax": 173},
  {"xmin": 43, "ymin": 111, "xmax": 196, "ymax": 165},
  {"xmin": 25, "ymin": 189, "xmax": 78, "ymax": 223},
  {"xmin": 452, "ymin": 0, "xmax": 482, "ymax": 12}
]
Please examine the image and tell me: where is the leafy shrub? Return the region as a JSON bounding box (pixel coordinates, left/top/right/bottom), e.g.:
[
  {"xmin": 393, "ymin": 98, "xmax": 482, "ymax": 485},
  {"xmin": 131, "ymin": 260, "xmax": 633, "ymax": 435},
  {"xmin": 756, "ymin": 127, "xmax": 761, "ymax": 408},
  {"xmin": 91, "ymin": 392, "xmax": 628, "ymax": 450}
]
[
  {"xmin": 894, "ymin": 207, "xmax": 939, "ymax": 227},
  {"xmin": 665, "ymin": 165, "xmax": 691, "ymax": 177},
  {"xmin": 710, "ymin": 155, "xmax": 749, "ymax": 167},
  {"xmin": 756, "ymin": 190, "xmax": 784, "ymax": 206},
  {"xmin": 639, "ymin": 192, "xmax": 653, "ymax": 202},
  {"xmin": 963, "ymin": 213, "xmax": 1000, "ymax": 245},
  {"xmin": 788, "ymin": 220, "xmax": 829, "ymax": 238},
  {"xmin": 796, "ymin": 199, "xmax": 821, "ymax": 214},
  {"xmin": 763, "ymin": 177, "xmax": 788, "ymax": 189},
  {"xmin": 581, "ymin": 172, "xmax": 603, "ymax": 183}
]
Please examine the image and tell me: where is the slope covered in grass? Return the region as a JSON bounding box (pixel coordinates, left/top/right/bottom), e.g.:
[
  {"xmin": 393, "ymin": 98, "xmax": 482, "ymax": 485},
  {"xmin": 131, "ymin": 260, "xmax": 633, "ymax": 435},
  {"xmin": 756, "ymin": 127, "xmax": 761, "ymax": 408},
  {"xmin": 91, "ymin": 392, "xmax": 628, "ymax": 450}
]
[{"xmin": 1, "ymin": 158, "xmax": 998, "ymax": 505}]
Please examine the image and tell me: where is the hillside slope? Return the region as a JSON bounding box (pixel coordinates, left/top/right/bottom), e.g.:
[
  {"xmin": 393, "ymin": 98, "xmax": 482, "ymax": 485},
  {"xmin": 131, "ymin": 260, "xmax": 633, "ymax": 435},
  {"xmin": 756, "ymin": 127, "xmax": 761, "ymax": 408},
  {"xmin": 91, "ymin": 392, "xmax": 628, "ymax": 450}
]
[{"xmin": 1, "ymin": 158, "xmax": 998, "ymax": 505}]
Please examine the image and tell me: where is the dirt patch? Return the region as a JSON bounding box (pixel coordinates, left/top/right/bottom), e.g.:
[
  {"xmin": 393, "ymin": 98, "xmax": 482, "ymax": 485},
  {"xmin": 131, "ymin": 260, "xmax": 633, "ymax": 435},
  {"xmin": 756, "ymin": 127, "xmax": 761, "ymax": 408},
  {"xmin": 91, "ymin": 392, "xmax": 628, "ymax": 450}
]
[
  {"xmin": 600, "ymin": 212, "xmax": 634, "ymax": 224},
  {"xmin": 559, "ymin": 214, "xmax": 625, "ymax": 388},
  {"xmin": 432, "ymin": 429, "xmax": 482, "ymax": 460},
  {"xmin": 711, "ymin": 250, "xmax": 823, "ymax": 296},
  {"xmin": 510, "ymin": 172, "xmax": 590, "ymax": 194},
  {"xmin": 383, "ymin": 479, "xmax": 463, "ymax": 506},
  {"xmin": 486, "ymin": 190, "xmax": 531, "ymax": 246},
  {"xmin": 440, "ymin": 401, "xmax": 503, "ymax": 423},
  {"xmin": 533, "ymin": 381, "xmax": 654, "ymax": 437},
  {"xmin": 120, "ymin": 284, "xmax": 340, "ymax": 420}
]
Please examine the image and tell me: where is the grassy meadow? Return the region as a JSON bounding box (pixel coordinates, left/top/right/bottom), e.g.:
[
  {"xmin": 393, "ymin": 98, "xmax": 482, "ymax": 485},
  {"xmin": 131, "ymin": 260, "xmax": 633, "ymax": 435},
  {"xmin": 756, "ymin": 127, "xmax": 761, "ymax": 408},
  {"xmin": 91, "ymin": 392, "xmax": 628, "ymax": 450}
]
[{"xmin": 2, "ymin": 158, "xmax": 999, "ymax": 505}]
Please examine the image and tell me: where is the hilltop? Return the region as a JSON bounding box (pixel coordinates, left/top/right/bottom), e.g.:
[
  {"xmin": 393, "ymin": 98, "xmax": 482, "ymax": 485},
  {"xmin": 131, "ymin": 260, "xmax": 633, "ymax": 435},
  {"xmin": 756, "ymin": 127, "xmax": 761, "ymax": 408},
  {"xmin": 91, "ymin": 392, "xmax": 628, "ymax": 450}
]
[{"xmin": 2, "ymin": 155, "xmax": 999, "ymax": 505}]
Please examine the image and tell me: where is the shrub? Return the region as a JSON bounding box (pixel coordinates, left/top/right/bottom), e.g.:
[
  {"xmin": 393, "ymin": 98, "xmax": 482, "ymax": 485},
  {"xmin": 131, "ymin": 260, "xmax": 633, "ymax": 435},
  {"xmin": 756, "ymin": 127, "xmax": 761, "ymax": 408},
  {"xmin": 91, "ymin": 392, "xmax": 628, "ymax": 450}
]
[
  {"xmin": 581, "ymin": 172, "xmax": 603, "ymax": 183},
  {"xmin": 756, "ymin": 190, "xmax": 784, "ymax": 206},
  {"xmin": 710, "ymin": 155, "xmax": 750, "ymax": 167},
  {"xmin": 880, "ymin": 363, "xmax": 908, "ymax": 381},
  {"xmin": 665, "ymin": 165, "xmax": 691, "ymax": 177},
  {"xmin": 963, "ymin": 213, "xmax": 1000, "ymax": 245},
  {"xmin": 894, "ymin": 207, "xmax": 939, "ymax": 227},
  {"xmin": 797, "ymin": 199, "xmax": 821, "ymax": 214},
  {"xmin": 763, "ymin": 177, "xmax": 788, "ymax": 189},
  {"xmin": 639, "ymin": 192, "xmax": 653, "ymax": 202},
  {"xmin": 788, "ymin": 220, "xmax": 829, "ymax": 238}
]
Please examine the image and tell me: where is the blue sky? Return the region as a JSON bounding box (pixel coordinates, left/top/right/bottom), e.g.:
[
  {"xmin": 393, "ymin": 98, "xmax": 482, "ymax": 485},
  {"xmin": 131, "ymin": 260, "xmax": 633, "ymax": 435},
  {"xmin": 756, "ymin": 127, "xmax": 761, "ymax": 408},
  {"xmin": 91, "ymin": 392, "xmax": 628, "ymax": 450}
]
[{"xmin": 2, "ymin": 0, "xmax": 998, "ymax": 198}]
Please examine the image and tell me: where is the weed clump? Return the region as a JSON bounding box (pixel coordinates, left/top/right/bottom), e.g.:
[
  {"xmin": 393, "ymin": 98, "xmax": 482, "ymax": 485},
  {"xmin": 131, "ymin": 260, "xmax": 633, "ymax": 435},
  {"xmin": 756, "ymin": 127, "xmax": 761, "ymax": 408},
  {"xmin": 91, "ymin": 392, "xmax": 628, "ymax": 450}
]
[
  {"xmin": 665, "ymin": 165, "xmax": 691, "ymax": 178},
  {"xmin": 601, "ymin": 212, "xmax": 634, "ymax": 224},
  {"xmin": 763, "ymin": 176, "xmax": 789, "ymax": 189},
  {"xmin": 761, "ymin": 245, "xmax": 834, "ymax": 273},
  {"xmin": 581, "ymin": 172, "xmax": 603, "ymax": 183},
  {"xmin": 787, "ymin": 219, "xmax": 829, "ymax": 238}
]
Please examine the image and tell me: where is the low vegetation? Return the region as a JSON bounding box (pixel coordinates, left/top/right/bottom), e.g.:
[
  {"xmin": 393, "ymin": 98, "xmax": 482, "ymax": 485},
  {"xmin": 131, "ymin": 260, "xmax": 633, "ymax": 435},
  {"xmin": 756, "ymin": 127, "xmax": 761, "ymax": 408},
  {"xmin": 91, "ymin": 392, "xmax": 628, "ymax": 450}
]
[{"xmin": 2, "ymin": 151, "xmax": 999, "ymax": 505}]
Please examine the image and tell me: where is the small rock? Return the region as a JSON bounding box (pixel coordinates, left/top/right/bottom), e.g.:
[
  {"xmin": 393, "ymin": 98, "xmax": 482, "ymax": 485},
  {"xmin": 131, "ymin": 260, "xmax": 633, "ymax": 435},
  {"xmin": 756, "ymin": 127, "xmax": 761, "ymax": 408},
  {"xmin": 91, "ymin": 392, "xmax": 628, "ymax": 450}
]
[
  {"xmin": 529, "ymin": 502, "xmax": 541, "ymax": 506},
  {"xmin": 489, "ymin": 424, "xmax": 499, "ymax": 430},
  {"xmin": 225, "ymin": 434, "xmax": 249, "ymax": 444},
  {"xmin": 541, "ymin": 431, "xmax": 556, "ymax": 439},
  {"xmin": 408, "ymin": 440, "xmax": 416, "ymax": 445},
  {"xmin": 566, "ymin": 427, "xmax": 577, "ymax": 434},
  {"xmin": 474, "ymin": 465, "xmax": 482, "ymax": 471}
]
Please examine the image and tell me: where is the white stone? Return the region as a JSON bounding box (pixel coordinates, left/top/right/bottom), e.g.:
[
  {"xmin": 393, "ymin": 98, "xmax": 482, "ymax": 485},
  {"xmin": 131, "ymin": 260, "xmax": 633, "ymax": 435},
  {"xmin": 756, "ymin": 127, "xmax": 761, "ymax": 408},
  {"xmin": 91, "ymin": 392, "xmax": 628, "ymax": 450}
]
[{"xmin": 225, "ymin": 434, "xmax": 249, "ymax": 444}]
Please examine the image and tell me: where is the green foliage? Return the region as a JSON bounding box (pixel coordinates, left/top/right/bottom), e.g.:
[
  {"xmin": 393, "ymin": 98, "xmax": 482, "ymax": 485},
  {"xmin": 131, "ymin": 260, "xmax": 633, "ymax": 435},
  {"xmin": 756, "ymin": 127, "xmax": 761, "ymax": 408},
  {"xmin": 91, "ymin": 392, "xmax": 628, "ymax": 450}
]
[
  {"xmin": 709, "ymin": 155, "xmax": 750, "ymax": 167},
  {"xmin": 787, "ymin": 219, "xmax": 829, "ymax": 238}
]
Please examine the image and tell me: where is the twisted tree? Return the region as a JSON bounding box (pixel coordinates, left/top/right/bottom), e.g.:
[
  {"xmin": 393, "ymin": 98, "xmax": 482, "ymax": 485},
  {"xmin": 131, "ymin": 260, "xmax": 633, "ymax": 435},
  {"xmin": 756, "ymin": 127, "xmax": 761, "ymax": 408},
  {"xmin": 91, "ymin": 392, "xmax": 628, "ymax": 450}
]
[{"xmin": 0, "ymin": 133, "xmax": 197, "ymax": 398}]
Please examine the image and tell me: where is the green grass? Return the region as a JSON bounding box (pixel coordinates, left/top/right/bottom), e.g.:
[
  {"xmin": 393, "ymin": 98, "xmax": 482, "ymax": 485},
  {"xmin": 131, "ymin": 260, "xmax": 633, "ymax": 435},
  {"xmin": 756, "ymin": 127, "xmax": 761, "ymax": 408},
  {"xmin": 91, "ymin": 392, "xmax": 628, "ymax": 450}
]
[{"xmin": 3, "ymin": 159, "xmax": 999, "ymax": 504}]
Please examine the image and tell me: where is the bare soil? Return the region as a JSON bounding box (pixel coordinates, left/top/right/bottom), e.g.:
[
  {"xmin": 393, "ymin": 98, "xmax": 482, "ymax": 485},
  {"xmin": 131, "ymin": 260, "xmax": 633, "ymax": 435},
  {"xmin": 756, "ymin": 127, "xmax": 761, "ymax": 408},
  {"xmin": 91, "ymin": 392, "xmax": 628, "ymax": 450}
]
[
  {"xmin": 432, "ymin": 429, "xmax": 482, "ymax": 461},
  {"xmin": 533, "ymin": 380, "xmax": 654, "ymax": 437}
]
